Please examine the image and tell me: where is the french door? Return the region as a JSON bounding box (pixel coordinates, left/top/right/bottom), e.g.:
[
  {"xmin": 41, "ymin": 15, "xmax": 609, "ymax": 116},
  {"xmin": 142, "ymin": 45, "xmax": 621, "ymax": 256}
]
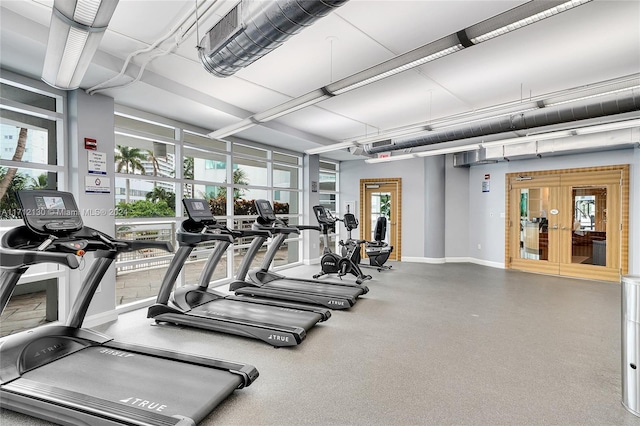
[{"xmin": 508, "ymin": 167, "xmax": 628, "ymax": 282}]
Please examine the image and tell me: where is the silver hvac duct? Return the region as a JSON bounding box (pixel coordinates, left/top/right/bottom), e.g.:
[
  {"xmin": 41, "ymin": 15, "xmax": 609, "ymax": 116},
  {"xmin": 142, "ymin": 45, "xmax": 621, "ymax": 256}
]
[
  {"xmin": 366, "ymin": 91, "xmax": 640, "ymax": 155},
  {"xmin": 200, "ymin": 0, "xmax": 348, "ymax": 77}
]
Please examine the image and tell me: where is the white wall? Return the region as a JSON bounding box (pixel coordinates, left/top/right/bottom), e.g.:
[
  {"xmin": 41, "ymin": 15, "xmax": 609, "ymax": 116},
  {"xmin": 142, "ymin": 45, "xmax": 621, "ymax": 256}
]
[
  {"xmin": 444, "ymin": 154, "xmax": 470, "ymax": 260},
  {"xmin": 424, "ymin": 156, "xmax": 445, "ymax": 260},
  {"xmin": 467, "ymin": 162, "xmax": 509, "ymax": 267}
]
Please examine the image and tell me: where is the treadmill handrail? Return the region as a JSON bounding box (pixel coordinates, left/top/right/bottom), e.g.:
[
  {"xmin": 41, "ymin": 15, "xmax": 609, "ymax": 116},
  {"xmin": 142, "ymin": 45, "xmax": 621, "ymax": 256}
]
[
  {"xmin": 0, "ymin": 246, "xmax": 80, "ymax": 270},
  {"xmin": 177, "ymin": 229, "xmax": 234, "ymax": 245},
  {"xmin": 111, "ymin": 238, "xmax": 174, "ymax": 253},
  {"xmin": 252, "ymin": 222, "xmax": 300, "ymax": 235},
  {"xmin": 295, "ymin": 225, "xmax": 321, "ymax": 231},
  {"xmin": 232, "ymin": 228, "xmax": 271, "ymax": 238}
]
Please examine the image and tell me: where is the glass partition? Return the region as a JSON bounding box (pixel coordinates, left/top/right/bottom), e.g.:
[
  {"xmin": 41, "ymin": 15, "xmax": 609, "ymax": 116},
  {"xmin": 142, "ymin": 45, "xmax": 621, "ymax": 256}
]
[
  {"xmin": 518, "ymin": 187, "xmax": 550, "ymax": 261},
  {"xmin": 572, "ymin": 186, "xmax": 607, "ymax": 265}
]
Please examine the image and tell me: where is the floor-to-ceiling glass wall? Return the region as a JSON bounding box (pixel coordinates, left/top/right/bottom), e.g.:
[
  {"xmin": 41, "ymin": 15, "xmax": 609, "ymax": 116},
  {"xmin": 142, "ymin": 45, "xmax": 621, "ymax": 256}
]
[
  {"xmin": 113, "ymin": 108, "xmax": 305, "ymax": 309},
  {"xmin": 0, "ymin": 75, "xmax": 66, "ymax": 335}
]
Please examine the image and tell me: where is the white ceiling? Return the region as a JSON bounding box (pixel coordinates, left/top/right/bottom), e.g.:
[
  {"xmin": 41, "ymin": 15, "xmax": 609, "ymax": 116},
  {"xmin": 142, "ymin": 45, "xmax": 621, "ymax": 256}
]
[{"xmin": 1, "ymin": 0, "xmax": 639, "ymax": 161}]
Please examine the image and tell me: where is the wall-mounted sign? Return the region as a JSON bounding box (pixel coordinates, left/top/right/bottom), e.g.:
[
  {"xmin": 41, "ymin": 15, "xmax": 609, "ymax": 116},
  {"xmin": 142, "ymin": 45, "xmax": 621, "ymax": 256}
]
[
  {"xmin": 87, "ymin": 151, "xmax": 107, "ymax": 175},
  {"xmin": 311, "ymin": 181, "xmax": 318, "ymax": 193},
  {"xmin": 84, "ymin": 138, "xmax": 97, "ymax": 150},
  {"xmin": 482, "ymin": 173, "xmax": 490, "ymax": 193},
  {"xmin": 85, "ymin": 176, "xmax": 110, "ymax": 194}
]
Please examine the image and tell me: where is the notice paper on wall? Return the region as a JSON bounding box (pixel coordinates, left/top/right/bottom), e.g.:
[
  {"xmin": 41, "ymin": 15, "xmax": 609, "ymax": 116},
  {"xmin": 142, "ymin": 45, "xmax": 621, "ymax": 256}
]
[
  {"xmin": 482, "ymin": 173, "xmax": 490, "ymax": 193},
  {"xmin": 85, "ymin": 176, "xmax": 110, "ymax": 194},
  {"xmin": 87, "ymin": 151, "xmax": 107, "ymax": 175}
]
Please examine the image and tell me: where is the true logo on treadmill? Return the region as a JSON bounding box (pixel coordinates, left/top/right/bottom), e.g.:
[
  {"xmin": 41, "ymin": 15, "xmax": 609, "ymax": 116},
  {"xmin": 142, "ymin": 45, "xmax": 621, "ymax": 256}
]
[
  {"xmin": 100, "ymin": 348, "xmax": 134, "ymax": 358},
  {"xmin": 33, "ymin": 343, "xmax": 65, "ymax": 357},
  {"xmin": 328, "ymin": 300, "xmax": 345, "ymax": 306},
  {"xmin": 119, "ymin": 397, "xmax": 167, "ymax": 412},
  {"xmin": 268, "ymin": 334, "xmax": 289, "ymax": 342}
]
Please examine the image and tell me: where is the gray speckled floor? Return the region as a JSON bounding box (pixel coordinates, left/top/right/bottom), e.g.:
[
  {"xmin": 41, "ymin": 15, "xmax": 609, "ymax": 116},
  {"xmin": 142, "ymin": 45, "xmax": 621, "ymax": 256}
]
[{"xmin": 1, "ymin": 262, "xmax": 637, "ymax": 425}]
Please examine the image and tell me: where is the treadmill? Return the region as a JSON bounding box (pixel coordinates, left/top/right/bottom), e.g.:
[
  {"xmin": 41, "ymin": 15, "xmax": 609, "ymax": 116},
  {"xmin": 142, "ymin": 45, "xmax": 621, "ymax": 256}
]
[
  {"xmin": 0, "ymin": 190, "xmax": 258, "ymax": 426},
  {"xmin": 147, "ymin": 198, "xmax": 330, "ymax": 347},
  {"xmin": 230, "ymin": 200, "xmax": 368, "ymax": 310}
]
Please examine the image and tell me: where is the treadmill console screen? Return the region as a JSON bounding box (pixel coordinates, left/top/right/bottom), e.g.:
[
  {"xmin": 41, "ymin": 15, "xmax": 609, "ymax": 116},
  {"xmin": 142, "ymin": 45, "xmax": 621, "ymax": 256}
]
[
  {"xmin": 17, "ymin": 190, "xmax": 83, "ymax": 234},
  {"xmin": 183, "ymin": 198, "xmax": 216, "ymax": 223},
  {"xmin": 255, "ymin": 199, "xmax": 276, "ymax": 221}
]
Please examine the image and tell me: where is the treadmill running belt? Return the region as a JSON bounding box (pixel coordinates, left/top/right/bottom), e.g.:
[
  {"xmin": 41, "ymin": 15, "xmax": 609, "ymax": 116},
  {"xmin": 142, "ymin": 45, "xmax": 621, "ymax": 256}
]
[
  {"xmin": 262, "ymin": 279, "xmax": 363, "ymax": 297},
  {"xmin": 190, "ymin": 299, "xmax": 320, "ymax": 330},
  {"xmin": 17, "ymin": 346, "xmax": 242, "ymax": 423}
]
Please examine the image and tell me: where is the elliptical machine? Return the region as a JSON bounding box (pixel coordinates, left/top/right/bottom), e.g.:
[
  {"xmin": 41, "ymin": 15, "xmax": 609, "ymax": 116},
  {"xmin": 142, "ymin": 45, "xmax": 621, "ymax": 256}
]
[
  {"xmin": 342, "ymin": 213, "xmax": 393, "ymax": 272},
  {"xmin": 312, "ymin": 205, "xmax": 372, "ymax": 285}
]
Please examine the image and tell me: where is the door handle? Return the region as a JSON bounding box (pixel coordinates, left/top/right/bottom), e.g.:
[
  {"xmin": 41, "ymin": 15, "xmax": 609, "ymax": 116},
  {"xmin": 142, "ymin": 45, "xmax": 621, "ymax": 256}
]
[{"xmin": 551, "ymin": 225, "xmax": 558, "ymax": 230}]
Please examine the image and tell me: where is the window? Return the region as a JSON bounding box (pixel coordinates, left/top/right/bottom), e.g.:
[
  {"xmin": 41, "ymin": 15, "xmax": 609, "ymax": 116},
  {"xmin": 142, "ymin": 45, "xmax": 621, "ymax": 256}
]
[
  {"xmin": 233, "ymin": 157, "xmax": 268, "ymax": 187},
  {"xmin": 274, "ymin": 163, "xmax": 299, "ymax": 188},
  {"xmin": 113, "ymin": 110, "xmax": 305, "ymax": 309},
  {"xmin": 114, "ymin": 113, "xmax": 179, "ymax": 309},
  {"xmin": 183, "ymin": 146, "xmax": 228, "ymax": 215},
  {"xmin": 115, "ymin": 114, "xmax": 174, "ymax": 139},
  {"xmin": 0, "ymin": 77, "xmax": 65, "ymax": 336},
  {"xmin": 113, "ymin": 132, "xmax": 177, "ymax": 219},
  {"xmin": 235, "ymin": 143, "xmax": 268, "ymax": 159}
]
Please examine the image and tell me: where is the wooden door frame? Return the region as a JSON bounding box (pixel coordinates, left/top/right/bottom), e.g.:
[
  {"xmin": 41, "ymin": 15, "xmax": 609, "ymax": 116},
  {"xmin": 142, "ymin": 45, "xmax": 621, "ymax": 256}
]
[
  {"xmin": 360, "ymin": 178, "xmax": 402, "ymax": 260},
  {"xmin": 505, "ymin": 164, "xmax": 629, "ymax": 281}
]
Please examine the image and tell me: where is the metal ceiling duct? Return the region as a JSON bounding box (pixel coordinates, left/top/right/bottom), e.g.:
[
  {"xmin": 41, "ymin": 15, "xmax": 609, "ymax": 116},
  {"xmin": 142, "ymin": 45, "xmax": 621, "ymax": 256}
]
[
  {"xmin": 366, "ymin": 90, "xmax": 640, "ymax": 155},
  {"xmin": 199, "ymin": 0, "xmax": 348, "ymax": 77}
]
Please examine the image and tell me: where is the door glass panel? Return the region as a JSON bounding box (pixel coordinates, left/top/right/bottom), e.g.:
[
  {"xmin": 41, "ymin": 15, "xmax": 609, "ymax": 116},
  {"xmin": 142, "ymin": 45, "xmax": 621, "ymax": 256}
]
[
  {"xmin": 369, "ymin": 191, "xmax": 391, "ymax": 242},
  {"xmin": 572, "ymin": 187, "xmax": 607, "ymax": 265},
  {"xmin": 519, "ymin": 188, "xmax": 550, "ymax": 260}
]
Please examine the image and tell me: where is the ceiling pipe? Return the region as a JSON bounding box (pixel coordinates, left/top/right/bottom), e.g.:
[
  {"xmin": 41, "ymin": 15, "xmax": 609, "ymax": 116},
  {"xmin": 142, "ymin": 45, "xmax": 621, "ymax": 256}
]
[
  {"xmin": 366, "ymin": 90, "xmax": 640, "ymax": 155},
  {"xmin": 200, "ymin": 0, "xmax": 348, "ymax": 78}
]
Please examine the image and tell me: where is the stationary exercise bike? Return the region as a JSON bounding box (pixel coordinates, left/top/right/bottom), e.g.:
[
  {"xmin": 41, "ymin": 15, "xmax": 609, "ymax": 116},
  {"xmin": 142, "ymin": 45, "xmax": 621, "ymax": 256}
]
[
  {"xmin": 312, "ymin": 205, "xmax": 372, "ymax": 285},
  {"xmin": 342, "ymin": 213, "xmax": 393, "ymax": 272}
]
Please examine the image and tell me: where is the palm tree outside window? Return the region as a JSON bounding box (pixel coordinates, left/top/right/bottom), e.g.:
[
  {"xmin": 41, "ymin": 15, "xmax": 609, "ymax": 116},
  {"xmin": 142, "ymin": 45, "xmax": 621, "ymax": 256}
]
[{"xmin": 114, "ymin": 145, "xmax": 146, "ymax": 202}]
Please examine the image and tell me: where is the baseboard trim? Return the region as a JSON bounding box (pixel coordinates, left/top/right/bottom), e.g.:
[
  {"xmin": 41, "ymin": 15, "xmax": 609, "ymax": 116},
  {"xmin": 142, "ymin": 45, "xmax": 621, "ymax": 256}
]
[
  {"xmin": 469, "ymin": 258, "xmax": 505, "ymax": 269},
  {"xmin": 445, "ymin": 257, "xmax": 473, "ymax": 263},
  {"xmin": 304, "ymin": 257, "xmax": 321, "ymax": 266}
]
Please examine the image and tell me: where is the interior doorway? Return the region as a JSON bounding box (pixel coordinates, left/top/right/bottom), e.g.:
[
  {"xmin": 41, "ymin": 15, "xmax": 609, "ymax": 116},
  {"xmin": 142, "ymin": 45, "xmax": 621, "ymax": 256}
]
[
  {"xmin": 506, "ymin": 165, "xmax": 629, "ymax": 282},
  {"xmin": 360, "ymin": 178, "xmax": 401, "ymax": 261}
]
